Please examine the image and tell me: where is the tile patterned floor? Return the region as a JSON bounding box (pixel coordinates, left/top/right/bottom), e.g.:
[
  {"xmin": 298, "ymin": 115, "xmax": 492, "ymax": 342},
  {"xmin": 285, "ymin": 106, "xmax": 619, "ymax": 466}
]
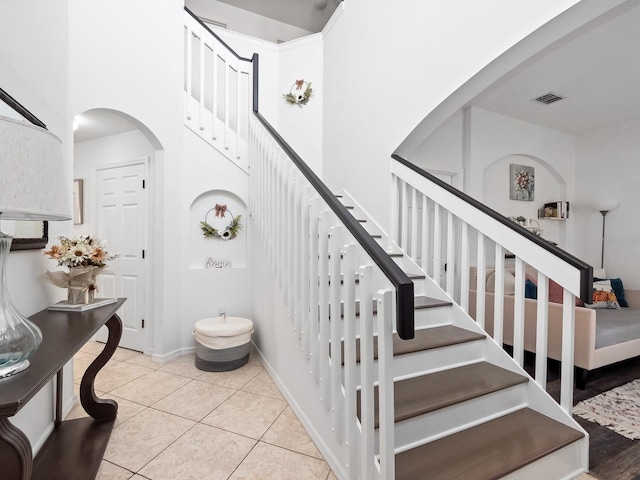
[
  {"xmin": 70, "ymin": 342, "xmax": 337, "ymax": 480},
  {"xmin": 73, "ymin": 342, "xmax": 600, "ymax": 480}
]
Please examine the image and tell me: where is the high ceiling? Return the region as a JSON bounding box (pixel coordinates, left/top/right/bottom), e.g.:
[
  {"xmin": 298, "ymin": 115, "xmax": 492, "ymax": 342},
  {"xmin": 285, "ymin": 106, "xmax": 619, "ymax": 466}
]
[
  {"xmin": 471, "ymin": 4, "xmax": 640, "ymax": 135},
  {"xmin": 215, "ymin": 0, "xmax": 341, "ymax": 33},
  {"xmin": 74, "ymin": 3, "xmax": 640, "ymax": 143}
]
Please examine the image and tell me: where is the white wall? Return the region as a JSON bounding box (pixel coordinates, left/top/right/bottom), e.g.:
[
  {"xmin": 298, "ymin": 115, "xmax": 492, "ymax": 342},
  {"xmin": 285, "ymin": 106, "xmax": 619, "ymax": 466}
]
[
  {"xmin": 322, "ymin": 0, "xmax": 585, "ymax": 235},
  {"xmin": 70, "ymin": 0, "xmax": 185, "ymax": 357},
  {"xmin": 574, "ymin": 116, "xmax": 640, "ymax": 287},
  {"xmin": 182, "ymin": 127, "xmax": 252, "ymax": 347},
  {"xmin": 466, "ymin": 107, "xmax": 576, "ymax": 248},
  {"xmin": 0, "ymin": 0, "xmax": 74, "ymax": 456}
]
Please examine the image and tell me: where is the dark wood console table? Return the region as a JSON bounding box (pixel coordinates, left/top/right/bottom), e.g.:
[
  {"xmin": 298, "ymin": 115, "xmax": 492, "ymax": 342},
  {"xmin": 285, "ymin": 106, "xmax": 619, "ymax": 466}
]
[{"xmin": 0, "ymin": 298, "xmax": 125, "ymax": 480}]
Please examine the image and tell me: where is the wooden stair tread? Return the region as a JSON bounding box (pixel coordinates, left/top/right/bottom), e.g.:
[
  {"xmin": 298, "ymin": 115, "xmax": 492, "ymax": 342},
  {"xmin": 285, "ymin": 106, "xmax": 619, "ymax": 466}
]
[
  {"xmin": 395, "ymin": 408, "xmax": 584, "ymax": 480},
  {"xmin": 395, "ymin": 325, "xmax": 485, "ymax": 354},
  {"xmin": 343, "ymin": 325, "xmax": 485, "ymax": 364},
  {"xmin": 414, "ymin": 295, "xmax": 451, "ymax": 309},
  {"xmin": 392, "ymin": 362, "xmax": 528, "ymax": 422}
]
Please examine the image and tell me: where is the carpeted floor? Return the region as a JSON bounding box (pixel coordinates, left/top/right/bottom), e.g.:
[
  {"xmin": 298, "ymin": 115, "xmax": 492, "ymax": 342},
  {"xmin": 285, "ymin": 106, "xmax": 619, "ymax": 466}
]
[{"xmin": 528, "ymin": 354, "xmax": 640, "ymax": 480}]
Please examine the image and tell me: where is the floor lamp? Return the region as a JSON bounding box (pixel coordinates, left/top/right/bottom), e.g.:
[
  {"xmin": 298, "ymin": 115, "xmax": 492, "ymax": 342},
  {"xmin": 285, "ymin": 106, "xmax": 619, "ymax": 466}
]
[{"xmin": 592, "ymin": 201, "xmax": 619, "ymax": 269}]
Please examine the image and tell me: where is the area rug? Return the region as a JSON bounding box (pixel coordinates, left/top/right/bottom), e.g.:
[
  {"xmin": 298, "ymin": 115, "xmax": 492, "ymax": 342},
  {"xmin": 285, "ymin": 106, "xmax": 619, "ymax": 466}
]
[{"xmin": 574, "ymin": 378, "xmax": 640, "ymax": 440}]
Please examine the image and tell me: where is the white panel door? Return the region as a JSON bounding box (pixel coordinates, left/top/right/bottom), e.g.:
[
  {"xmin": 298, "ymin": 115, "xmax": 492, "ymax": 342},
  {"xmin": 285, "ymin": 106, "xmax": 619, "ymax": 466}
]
[{"xmin": 95, "ymin": 161, "xmax": 147, "ymax": 351}]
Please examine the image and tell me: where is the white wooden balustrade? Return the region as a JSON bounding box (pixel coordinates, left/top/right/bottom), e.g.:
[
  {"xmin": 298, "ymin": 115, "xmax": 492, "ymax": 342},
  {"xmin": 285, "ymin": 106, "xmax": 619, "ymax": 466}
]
[
  {"xmin": 390, "ymin": 155, "xmax": 591, "ymax": 413},
  {"xmin": 184, "ymin": 10, "xmax": 253, "ymax": 171},
  {"xmin": 250, "ymin": 116, "xmax": 400, "ymax": 479}
]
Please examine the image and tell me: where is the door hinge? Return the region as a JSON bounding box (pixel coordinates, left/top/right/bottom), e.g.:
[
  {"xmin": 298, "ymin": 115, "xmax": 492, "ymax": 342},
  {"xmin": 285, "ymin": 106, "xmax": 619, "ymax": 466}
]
[
  {"xmin": 142, "ymin": 249, "xmax": 145, "ymax": 259},
  {"xmin": 142, "ymin": 179, "xmax": 146, "ymax": 189},
  {"xmin": 142, "ymin": 319, "xmax": 145, "ymax": 328}
]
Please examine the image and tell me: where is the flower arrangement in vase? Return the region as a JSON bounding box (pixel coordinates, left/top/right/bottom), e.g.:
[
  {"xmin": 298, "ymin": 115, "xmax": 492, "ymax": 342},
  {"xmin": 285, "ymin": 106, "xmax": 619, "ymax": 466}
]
[{"xmin": 42, "ymin": 235, "xmax": 118, "ymax": 305}]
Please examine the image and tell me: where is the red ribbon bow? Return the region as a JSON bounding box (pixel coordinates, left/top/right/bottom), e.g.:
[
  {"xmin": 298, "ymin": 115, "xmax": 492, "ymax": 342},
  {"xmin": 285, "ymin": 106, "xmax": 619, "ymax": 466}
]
[
  {"xmin": 214, "ymin": 204, "xmax": 227, "ymax": 218},
  {"xmin": 295, "ymin": 79, "xmax": 305, "ymax": 90}
]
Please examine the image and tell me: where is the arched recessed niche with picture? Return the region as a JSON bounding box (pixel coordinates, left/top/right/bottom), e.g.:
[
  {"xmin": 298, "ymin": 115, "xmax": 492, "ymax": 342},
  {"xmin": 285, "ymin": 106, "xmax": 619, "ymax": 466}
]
[{"xmin": 189, "ymin": 190, "xmax": 246, "ymax": 269}]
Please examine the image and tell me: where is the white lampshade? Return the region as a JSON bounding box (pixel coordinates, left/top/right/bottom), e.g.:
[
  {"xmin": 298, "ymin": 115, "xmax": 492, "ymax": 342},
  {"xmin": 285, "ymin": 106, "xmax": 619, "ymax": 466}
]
[
  {"xmin": 591, "ymin": 200, "xmax": 619, "ymax": 213},
  {"xmin": 0, "ymin": 115, "xmax": 71, "ymax": 220}
]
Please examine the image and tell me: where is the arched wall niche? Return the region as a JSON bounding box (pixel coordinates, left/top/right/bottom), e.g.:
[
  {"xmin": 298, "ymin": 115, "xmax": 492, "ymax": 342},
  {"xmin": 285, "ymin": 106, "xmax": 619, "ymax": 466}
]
[
  {"xmin": 189, "ymin": 189, "xmax": 247, "ymax": 269},
  {"xmin": 483, "ymin": 153, "xmax": 567, "ymax": 244}
]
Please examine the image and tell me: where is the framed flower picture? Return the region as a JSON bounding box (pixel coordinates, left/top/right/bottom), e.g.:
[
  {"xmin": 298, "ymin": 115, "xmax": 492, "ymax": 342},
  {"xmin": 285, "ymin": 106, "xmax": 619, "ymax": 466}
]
[{"xmin": 510, "ymin": 164, "xmax": 535, "ymax": 201}]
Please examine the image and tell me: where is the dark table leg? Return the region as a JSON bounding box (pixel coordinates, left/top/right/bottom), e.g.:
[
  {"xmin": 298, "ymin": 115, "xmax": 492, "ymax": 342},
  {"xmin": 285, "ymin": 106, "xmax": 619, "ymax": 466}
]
[
  {"xmin": 79, "ymin": 313, "xmax": 123, "ymax": 420},
  {"xmin": 0, "ymin": 416, "xmax": 32, "ymax": 480}
]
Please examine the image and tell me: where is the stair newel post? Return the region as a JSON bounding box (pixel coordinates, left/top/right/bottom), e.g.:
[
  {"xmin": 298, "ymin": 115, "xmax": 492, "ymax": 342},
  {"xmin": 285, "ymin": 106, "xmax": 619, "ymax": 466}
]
[
  {"xmin": 420, "ymin": 194, "xmax": 430, "ymax": 276},
  {"xmin": 318, "ymin": 210, "xmax": 331, "ymax": 408},
  {"xmin": 358, "ymin": 265, "xmax": 375, "ymax": 480},
  {"xmin": 410, "ymin": 186, "xmax": 419, "ymax": 258},
  {"xmin": 513, "ymin": 257, "xmax": 526, "ymax": 367},
  {"xmin": 298, "ymin": 186, "xmax": 313, "ymax": 347},
  {"xmin": 493, "ymin": 244, "xmax": 505, "ymax": 346},
  {"xmin": 535, "ymin": 272, "xmax": 549, "ymax": 389},
  {"xmin": 460, "ymin": 222, "xmax": 470, "ymax": 312},
  {"xmin": 307, "ymin": 200, "xmax": 321, "ymax": 378},
  {"xmin": 342, "ymin": 244, "xmax": 358, "ymax": 479},
  {"xmin": 446, "ymin": 211, "xmax": 455, "ymax": 299},
  {"xmin": 475, "ymin": 232, "xmax": 486, "ymax": 329},
  {"xmin": 560, "ymin": 289, "xmax": 576, "ymax": 413},
  {"xmin": 432, "ymin": 203, "xmax": 442, "ymax": 287},
  {"xmin": 329, "ymin": 226, "xmax": 344, "ymax": 440},
  {"xmin": 377, "ymin": 289, "xmax": 395, "ymax": 480}
]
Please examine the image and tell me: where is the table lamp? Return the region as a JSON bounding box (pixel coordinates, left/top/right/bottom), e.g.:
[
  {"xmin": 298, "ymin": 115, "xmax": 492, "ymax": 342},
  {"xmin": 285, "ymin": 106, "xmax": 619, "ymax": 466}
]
[{"xmin": 0, "ymin": 115, "xmax": 71, "ymax": 378}]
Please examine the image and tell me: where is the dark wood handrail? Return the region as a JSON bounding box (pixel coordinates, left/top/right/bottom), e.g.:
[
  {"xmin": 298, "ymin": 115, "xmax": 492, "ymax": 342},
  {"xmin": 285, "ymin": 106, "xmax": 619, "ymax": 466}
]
[
  {"xmin": 255, "ymin": 112, "xmax": 415, "ymax": 339},
  {"xmin": 0, "ymin": 87, "xmax": 46, "ymax": 129},
  {"xmin": 391, "ymin": 153, "xmax": 593, "ymax": 301}
]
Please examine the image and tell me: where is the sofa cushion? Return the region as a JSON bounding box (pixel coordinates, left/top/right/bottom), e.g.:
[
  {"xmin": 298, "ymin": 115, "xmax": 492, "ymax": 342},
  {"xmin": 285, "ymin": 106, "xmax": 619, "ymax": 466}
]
[
  {"xmin": 595, "ymin": 277, "xmax": 628, "ymax": 307},
  {"xmin": 587, "ymin": 279, "xmax": 621, "ymax": 309},
  {"xmin": 487, "ymin": 269, "xmax": 515, "ymax": 295}
]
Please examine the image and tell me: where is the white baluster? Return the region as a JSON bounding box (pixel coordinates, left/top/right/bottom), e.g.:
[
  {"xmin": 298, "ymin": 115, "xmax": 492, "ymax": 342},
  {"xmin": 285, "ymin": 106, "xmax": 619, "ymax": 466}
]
[
  {"xmin": 359, "ymin": 265, "xmax": 375, "ymax": 480},
  {"xmin": 342, "ymin": 244, "xmax": 357, "ymax": 479},
  {"xmin": 433, "ymin": 203, "xmax": 442, "ymax": 286},
  {"xmin": 561, "ymin": 289, "xmax": 576, "ymax": 413},
  {"xmin": 400, "ymin": 181, "xmax": 409, "ymax": 251},
  {"xmin": 329, "ymin": 226, "xmax": 343, "ymax": 441},
  {"xmin": 493, "ymin": 244, "xmax": 505, "ymax": 346},
  {"xmin": 460, "ymin": 222, "xmax": 470, "ymax": 312},
  {"xmin": 199, "ymin": 30, "xmax": 205, "ymax": 131},
  {"xmin": 410, "ymin": 187, "xmax": 418, "ymax": 259},
  {"xmin": 476, "ymin": 232, "xmax": 486, "ymax": 329},
  {"xmin": 513, "ymin": 257, "xmax": 525, "ymax": 367},
  {"xmin": 446, "ymin": 211, "xmax": 455, "ymax": 298},
  {"xmin": 421, "ymin": 195, "xmax": 429, "ymax": 275},
  {"xmin": 308, "ymin": 201, "xmax": 321, "ymax": 381},
  {"xmin": 377, "ymin": 289, "xmax": 395, "ymax": 480},
  {"xmin": 535, "ymin": 273, "xmax": 549, "ymax": 388},
  {"xmin": 318, "ymin": 211, "xmax": 331, "ymax": 409}
]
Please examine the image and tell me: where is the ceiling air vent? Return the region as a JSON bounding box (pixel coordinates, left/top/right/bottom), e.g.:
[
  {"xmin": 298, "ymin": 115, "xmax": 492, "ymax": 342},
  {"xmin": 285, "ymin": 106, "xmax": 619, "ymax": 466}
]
[{"xmin": 532, "ymin": 92, "xmax": 565, "ymax": 105}]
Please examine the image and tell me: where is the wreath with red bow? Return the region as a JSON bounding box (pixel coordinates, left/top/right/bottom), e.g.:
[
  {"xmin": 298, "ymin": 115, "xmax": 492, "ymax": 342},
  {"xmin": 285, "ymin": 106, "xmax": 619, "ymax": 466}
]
[{"xmin": 283, "ymin": 79, "xmax": 313, "ymax": 107}]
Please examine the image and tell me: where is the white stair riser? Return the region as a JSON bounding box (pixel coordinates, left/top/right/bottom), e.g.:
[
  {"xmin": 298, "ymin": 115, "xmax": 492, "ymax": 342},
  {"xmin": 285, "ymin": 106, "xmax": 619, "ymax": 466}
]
[
  {"xmin": 341, "ymin": 338, "xmax": 486, "ymax": 388},
  {"xmin": 501, "ymin": 439, "xmax": 588, "ymax": 480},
  {"xmin": 391, "ymin": 383, "xmax": 529, "ymax": 453}
]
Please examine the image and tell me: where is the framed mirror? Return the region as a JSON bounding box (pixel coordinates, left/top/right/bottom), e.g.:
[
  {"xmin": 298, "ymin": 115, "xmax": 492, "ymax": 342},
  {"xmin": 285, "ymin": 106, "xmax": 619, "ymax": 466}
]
[{"xmin": 1, "ymin": 87, "xmax": 50, "ymax": 251}]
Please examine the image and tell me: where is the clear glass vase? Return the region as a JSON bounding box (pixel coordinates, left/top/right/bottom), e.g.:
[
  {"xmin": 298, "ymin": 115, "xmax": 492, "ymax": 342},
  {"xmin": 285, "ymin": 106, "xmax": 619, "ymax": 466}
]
[{"xmin": 0, "ymin": 233, "xmax": 43, "ymax": 378}]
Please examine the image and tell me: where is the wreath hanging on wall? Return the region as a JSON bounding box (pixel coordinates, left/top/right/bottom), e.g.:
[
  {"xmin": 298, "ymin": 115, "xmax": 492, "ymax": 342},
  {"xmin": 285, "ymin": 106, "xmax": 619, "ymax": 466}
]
[
  {"xmin": 283, "ymin": 79, "xmax": 313, "ymax": 107},
  {"xmin": 200, "ymin": 204, "xmax": 242, "ymax": 240}
]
